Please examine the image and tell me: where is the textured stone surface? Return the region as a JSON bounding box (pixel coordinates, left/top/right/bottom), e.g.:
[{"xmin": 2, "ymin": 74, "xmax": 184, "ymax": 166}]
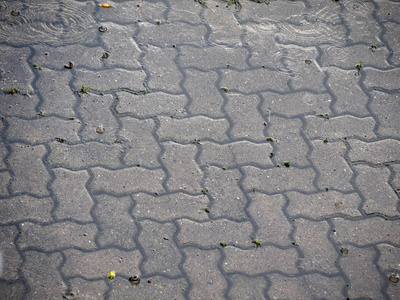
[
  {"xmin": 17, "ymin": 222, "xmax": 97, "ymax": 251},
  {"xmin": 157, "ymin": 115, "xmax": 230, "ymax": 143},
  {"xmin": 6, "ymin": 117, "xmax": 81, "ymax": 144},
  {"xmin": 183, "ymin": 248, "xmax": 226, "ymax": 300},
  {"xmin": 177, "ymin": 219, "xmax": 253, "ymax": 248},
  {"xmin": 204, "ymin": 167, "xmax": 247, "ymax": 220},
  {"xmin": 247, "ymin": 192, "xmax": 292, "ymax": 246},
  {"xmin": 223, "ymin": 246, "xmax": 298, "ymax": 275},
  {"xmin": 93, "ymin": 194, "xmax": 136, "ymax": 249},
  {"xmin": 115, "ymin": 91, "xmax": 188, "ymax": 118},
  {"xmin": 47, "ymin": 142, "xmax": 123, "ymax": 170},
  {"xmin": 200, "ymin": 141, "xmax": 273, "ymax": 168},
  {"xmin": 354, "ymin": 165, "xmax": 399, "ymax": 217},
  {"xmin": 2, "ymin": 0, "xmax": 400, "ymax": 298},
  {"xmin": 242, "ymin": 166, "xmax": 317, "ymax": 193},
  {"xmin": 138, "ymin": 220, "xmax": 182, "ymax": 276},
  {"xmin": 310, "ymin": 140, "xmax": 353, "ymax": 191},
  {"xmin": 90, "ymin": 166, "xmax": 165, "ymax": 195},
  {"xmin": 286, "ymin": 191, "xmax": 362, "ymax": 219},
  {"xmin": 348, "ymin": 139, "xmax": 400, "ymax": 164},
  {"xmin": 161, "ymin": 142, "xmax": 203, "ymax": 193},
  {"xmin": 8, "ymin": 144, "xmax": 51, "ymax": 196},
  {"xmin": 132, "ymin": 192, "xmax": 209, "ymax": 221},
  {"xmin": 52, "ymin": 168, "xmax": 93, "ymax": 222},
  {"xmin": 339, "ymin": 245, "xmax": 385, "ymax": 300}
]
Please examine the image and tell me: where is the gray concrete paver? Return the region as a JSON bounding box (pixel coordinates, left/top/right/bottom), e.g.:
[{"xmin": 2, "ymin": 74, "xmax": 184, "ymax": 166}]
[
  {"xmin": 52, "ymin": 168, "xmax": 93, "ymax": 222},
  {"xmin": 138, "ymin": 220, "xmax": 182, "ymax": 277},
  {"xmin": 339, "ymin": 245, "xmax": 385, "ymax": 300},
  {"xmin": 92, "ymin": 194, "xmax": 136, "ymax": 250},
  {"xmin": 204, "ymin": 167, "xmax": 248, "ymax": 220},
  {"xmin": 354, "ymin": 165, "xmax": 399, "ymax": 217},
  {"xmin": 1, "ymin": 0, "xmax": 400, "ymax": 299}
]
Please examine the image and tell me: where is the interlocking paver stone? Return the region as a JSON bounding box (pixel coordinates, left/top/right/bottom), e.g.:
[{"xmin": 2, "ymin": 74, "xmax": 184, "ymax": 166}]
[
  {"xmin": 183, "ymin": 69, "xmax": 225, "ymax": 117},
  {"xmin": 223, "ymin": 246, "xmax": 298, "ymax": 275},
  {"xmin": 183, "ymin": 247, "xmax": 227, "ymax": 299},
  {"xmin": 93, "ymin": 194, "xmax": 136, "ymax": 249},
  {"xmin": 132, "ymin": 192, "xmax": 209, "ymax": 221},
  {"xmin": 0, "ymin": 225, "xmax": 22, "ymax": 280},
  {"xmin": 62, "ymin": 248, "xmax": 141, "ymax": 279},
  {"xmin": 137, "ymin": 22, "xmax": 207, "ymax": 47},
  {"xmin": 200, "ymin": 141, "xmax": 273, "ymax": 168},
  {"xmin": 179, "ymin": 45, "xmax": 248, "ymax": 70},
  {"xmin": 227, "ymin": 274, "xmax": 268, "ymax": 300},
  {"xmin": 370, "ymin": 91, "xmax": 400, "ymax": 138},
  {"xmin": 143, "ymin": 45, "xmax": 182, "ymax": 93},
  {"xmin": 73, "ymin": 69, "xmax": 146, "ymax": 92},
  {"xmin": 17, "ymin": 222, "xmax": 97, "ymax": 251},
  {"xmin": 203, "ymin": 0, "xmax": 242, "ymax": 46},
  {"xmin": 294, "ymin": 218, "xmax": 338, "ymax": 273},
  {"xmin": 332, "ymin": 217, "xmax": 400, "ymax": 245},
  {"xmin": 8, "ymin": 144, "xmax": 51, "ymax": 196},
  {"xmin": 35, "ymin": 69, "xmax": 75, "ymax": 117},
  {"xmin": 267, "ymin": 273, "xmax": 345, "ymax": 299},
  {"xmin": 0, "ymin": 170, "xmax": 11, "ymax": 197},
  {"xmin": 0, "ymin": 46, "xmax": 34, "ymax": 92},
  {"xmin": 32, "ymin": 44, "xmax": 104, "ymax": 69},
  {"xmin": 68, "ymin": 278, "xmax": 108, "ymax": 300},
  {"xmin": 364, "ymin": 68, "xmax": 400, "ymax": 90},
  {"xmin": 115, "ymin": 91, "xmax": 188, "ymax": 118},
  {"xmin": 22, "ymin": 251, "xmax": 66, "ymax": 299},
  {"xmin": 157, "ymin": 115, "xmax": 230, "ymax": 143},
  {"xmin": 247, "ymin": 192, "xmax": 292, "ymax": 246},
  {"xmin": 204, "ymin": 167, "xmax": 247, "ymax": 220},
  {"xmin": 138, "ymin": 220, "xmax": 181, "ymax": 276},
  {"xmin": 109, "ymin": 276, "xmax": 187, "ymax": 299},
  {"xmin": 326, "ymin": 67, "xmax": 370, "ymax": 116},
  {"xmin": 261, "ymin": 91, "xmax": 332, "ymax": 117},
  {"xmin": 311, "ymin": 140, "xmax": 354, "ymax": 191},
  {"xmin": 96, "ymin": 0, "xmax": 166, "ymax": 23},
  {"xmin": 376, "ymin": 244, "xmax": 400, "ymax": 299},
  {"xmin": 286, "ymin": 191, "xmax": 362, "ymax": 219},
  {"xmin": 354, "ymin": 165, "xmax": 399, "ymax": 217},
  {"xmin": 225, "ymin": 93, "xmax": 266, "ymax": 141},
  {"xmin": 339, "ymin": 245, "xmax": 385, "ymax": 300},
  {"xmin": 221, "ymin": 68, "xmax": 289, "ymax": 93},
  {"xmin": 78, "ymin": 93, "xmax": 119, "ymax": 143},
  {"xmin": 320, "ymin": 44, "xmax": 391, "ymax": 69},
  {"xmin": 304, "ymin": 115, "xmax": 376, "ymax": 140},
  {"xmin": 6, "ymin": 117, "xmax": 81, "ymax": 144},
  {"xmin": 47, "ymin": 142, "xmax": 123, "ymax": 170},
  {"xmin": 0, "ymin": 92, "xmax": 39, "ymax": 118},
  {"xmin": 177, "ymin": 219, "xmax": 253, "ymax": 248},
  {"xmin": 0, "ymin": 195, "xmax": 52, "ymax": 224},
  {"xmin": 162, "ymin": 142, "xmax": 203, "ymax": 193},
  {"xmin": 90, "ymin": 166, "xmax": 165, "ymax": 195},
  {"xmin": 242, "ymin": 166, "xmax": 317, "ymax": 193},
  {"xmin": 51, "ymin": 168, "xmax": 94, "ymax": 222},
  {"xmin": 266, "ymin": 116, "xmax": 310, "ymax": 167},
  {"xmin": 342, "ymin": 0, "xmax": 381, "ymax": 43},
  {"xmin": 100, "ymin": 23, "xmax": 142, "ymax": 70},
  {"xmin": 119, "ymin": 117, "xmax": 161, "ymax": 168},
  {"xmin": 2, "ymin": 0, "xmax": 400, "ymax": 298},
  {"xmin": 381, "ymin": 22, "xmax": 400, "ymax": 65},
  {"xmin": 348, "ymin": 139, "xmax": 400, "ymax": 164}
]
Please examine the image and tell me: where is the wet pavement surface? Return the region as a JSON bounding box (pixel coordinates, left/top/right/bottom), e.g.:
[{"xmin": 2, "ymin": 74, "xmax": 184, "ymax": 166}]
[{"xmin": 0, "ymin": 0, "xmax": 400, "ymax": 299}]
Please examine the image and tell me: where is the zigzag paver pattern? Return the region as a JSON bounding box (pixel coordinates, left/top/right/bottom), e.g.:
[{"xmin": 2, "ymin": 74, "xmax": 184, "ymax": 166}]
[{"xmin": 0, "ymin": 0, "xmax": 399, "ymax": 299}]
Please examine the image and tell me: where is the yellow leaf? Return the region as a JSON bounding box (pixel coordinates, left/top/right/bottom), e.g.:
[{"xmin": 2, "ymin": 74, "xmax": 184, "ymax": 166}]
[
  {"xmin": 100, "ymin": 3, "xmax": 111, "ymax": 8},
  {"xmin": 107, "ymin": 271, "xmax": 116, "ymax": 279}
]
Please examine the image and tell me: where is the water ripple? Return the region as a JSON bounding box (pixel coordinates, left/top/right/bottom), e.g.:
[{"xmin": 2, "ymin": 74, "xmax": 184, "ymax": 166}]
[{"xmin": 0, "ymin": 1, "xmax": 97, "ymax": 46}]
